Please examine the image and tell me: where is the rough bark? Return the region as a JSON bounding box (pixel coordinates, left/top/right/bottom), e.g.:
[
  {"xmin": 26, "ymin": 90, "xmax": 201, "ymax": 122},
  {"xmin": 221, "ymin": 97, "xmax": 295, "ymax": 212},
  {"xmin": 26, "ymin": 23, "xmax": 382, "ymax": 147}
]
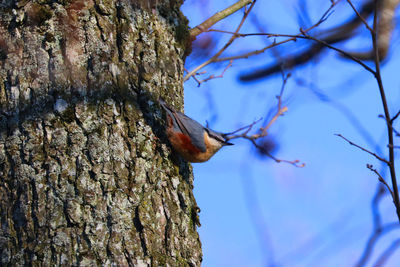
[{"xmin": 0, "ymin": 0, "xmax": 201, "ymax": 265}]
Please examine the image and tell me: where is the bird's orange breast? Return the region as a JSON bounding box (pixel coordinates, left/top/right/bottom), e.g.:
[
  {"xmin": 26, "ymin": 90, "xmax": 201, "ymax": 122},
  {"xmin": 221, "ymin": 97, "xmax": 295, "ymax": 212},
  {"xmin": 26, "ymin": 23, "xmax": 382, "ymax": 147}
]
[
  {"xmin": 175, "ymin": 133, "xmax": 202, "ymax": 154},
  {"xmin": 166, "ymin": 130, "xmax": 203, "ymax": 161},
  {"xmin": 166, "ymin": 131, "xmax": 220, "ymax": 162}
]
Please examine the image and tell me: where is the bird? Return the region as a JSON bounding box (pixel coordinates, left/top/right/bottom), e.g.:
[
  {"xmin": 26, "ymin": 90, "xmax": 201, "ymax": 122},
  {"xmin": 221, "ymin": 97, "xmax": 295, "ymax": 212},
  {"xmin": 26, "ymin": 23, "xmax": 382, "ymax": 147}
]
[{"xmin": 159, "ymin": 98, "xmax": 233, "ymax": 162}]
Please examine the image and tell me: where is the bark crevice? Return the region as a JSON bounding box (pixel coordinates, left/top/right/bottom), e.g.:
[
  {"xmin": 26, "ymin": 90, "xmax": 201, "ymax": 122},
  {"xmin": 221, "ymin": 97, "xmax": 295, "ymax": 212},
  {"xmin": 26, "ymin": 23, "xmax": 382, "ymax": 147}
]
[{"xmin": 0, "ymin": 1, "xmax": 201, "ymax": 265}]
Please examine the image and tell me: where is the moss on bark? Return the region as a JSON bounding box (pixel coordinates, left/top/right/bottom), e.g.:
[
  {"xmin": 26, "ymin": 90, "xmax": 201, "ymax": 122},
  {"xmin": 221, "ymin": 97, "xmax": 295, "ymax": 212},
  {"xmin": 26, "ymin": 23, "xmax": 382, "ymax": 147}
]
[{"xmin": 0, "ymin": 0, "xmax": 201, "ymax": 265}]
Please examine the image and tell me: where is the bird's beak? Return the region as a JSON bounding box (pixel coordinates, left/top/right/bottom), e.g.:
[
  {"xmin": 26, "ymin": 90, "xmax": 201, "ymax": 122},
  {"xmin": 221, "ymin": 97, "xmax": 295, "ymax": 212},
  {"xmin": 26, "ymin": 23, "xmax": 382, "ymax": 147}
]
[{"xmin": 223, "ymin": 141, "xmax": 234, "ymax": 146}]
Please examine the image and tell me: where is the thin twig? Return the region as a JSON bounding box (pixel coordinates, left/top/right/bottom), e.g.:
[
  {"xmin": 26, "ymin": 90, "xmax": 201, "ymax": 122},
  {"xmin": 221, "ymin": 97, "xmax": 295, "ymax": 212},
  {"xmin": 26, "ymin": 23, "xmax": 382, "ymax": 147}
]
[
  {"xmin": 184, "ymin": 1, "xmax": 256, "ymax": 82},
  {"xmin": 277, "ymin": 72, "xmax": 290, "ymax": 110},
  {"xmin": 260, "ymin": 106, "xmax": 288, "ymax": 137},
  {"xmin": 346, "ymin": 0, "xmax": 373, "ymax": 32},
  {"xmin": 250, "ymin": 138, "xmax": 305, "ymax": 167},
  {"xmin": 214, "ymin": 27, "xmax": 376, "ymax": 76},
  {"xmin": 367, "ymin": 164, "xmax": 394, "ymax": 199},
  {"xmin": 221, "ymin": 72, "xmax": 303, "ymax": 167},
  {"xmin": 190, "ymin": 0, "xmax": 253, "ymax": 38},
  {"xmin": 194, "ymin": 60, "xmax": 233, "ymax": 86},
  {"xmin": 215, "ymin": 37, "xmax": 295, "ymax": 62},
  {"xmin": 356, "ymin": 182, "xmax": 387, "ymax": 267},
  {"xmin": 184, "ymin": 67, "xmax": 203, "ymax": 85},
  {"xmin": 378, "ymin": 115, "xmax": 400, "ymax": 136},
  {"xmin": 186, "ymin": 1, "xmax": 336, "ymax": 82},
  {"xmin": 224, "ymin": 118, "xmax": 263, "ymax": 136},
  {"xmin": 214, "ymin": 1, "xmax": 336, "ymax": 63},
  {"xmin": 335, "ymin": 134, "xmax": 389, "ymax": 164},
  {"xmin": 373, "ymin": 239, "xmax": 400, "ymax": 267},
  {"xmin": 355, "ymin": 222, "xmax": 400, "ymax": 267},
  {"xmin": 239, "ymin": 0, "xmax": 377, "ymax": 80},
  {"xmin": 372, "ymin": 184, "xmax": 386, "ymax": 234},
  {"xmin": 299, "ymin": 29, "xmax": 375, "ymax": 74},
  {"xmin": 225, "ymin": 106, "xmax": 288, "ymax": 142},
  {"xmin": 371, "ymin": 0, "xmax": 400, "ymax": 222},
  {"xmin": 346, "ymin": 0, "xmax": 399, "ymax": 61},
  {"xmin": 391, "ymin": 110, "xmax": 400, "ymax": 123}
]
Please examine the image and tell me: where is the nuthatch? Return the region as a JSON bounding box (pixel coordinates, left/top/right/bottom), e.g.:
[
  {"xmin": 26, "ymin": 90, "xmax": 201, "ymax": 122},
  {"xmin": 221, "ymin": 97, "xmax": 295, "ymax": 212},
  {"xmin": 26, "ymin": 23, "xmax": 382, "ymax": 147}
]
[{"xmin": 159, "ymin": 99, "xmax": 233, "ymax": 162}]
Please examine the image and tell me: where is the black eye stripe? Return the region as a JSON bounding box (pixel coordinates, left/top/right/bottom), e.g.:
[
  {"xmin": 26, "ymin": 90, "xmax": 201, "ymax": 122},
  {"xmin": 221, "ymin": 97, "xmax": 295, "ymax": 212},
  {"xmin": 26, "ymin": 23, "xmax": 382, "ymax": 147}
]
[{"xmin": 205, "ymin": 128, "xmax": 225, "ymax": 142}]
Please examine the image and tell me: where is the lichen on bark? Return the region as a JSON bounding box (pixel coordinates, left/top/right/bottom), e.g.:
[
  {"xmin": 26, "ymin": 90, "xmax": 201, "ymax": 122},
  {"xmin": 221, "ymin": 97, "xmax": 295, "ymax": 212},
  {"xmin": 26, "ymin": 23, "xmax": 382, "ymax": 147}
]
[{"xmin": 0, "ymin": 0, "xmax": 201, "ymax": 265}]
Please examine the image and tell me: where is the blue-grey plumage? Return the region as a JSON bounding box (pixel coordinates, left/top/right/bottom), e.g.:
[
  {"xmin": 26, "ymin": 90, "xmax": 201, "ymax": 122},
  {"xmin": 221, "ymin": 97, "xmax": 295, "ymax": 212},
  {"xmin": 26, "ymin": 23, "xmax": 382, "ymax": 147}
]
[
  {"xmin": 159, "ymin": 99, "xmax": 207, "ymax": 152},
  {"xmin": 159, "ymin": 98, "xmax": 233, "ymax": 162}
]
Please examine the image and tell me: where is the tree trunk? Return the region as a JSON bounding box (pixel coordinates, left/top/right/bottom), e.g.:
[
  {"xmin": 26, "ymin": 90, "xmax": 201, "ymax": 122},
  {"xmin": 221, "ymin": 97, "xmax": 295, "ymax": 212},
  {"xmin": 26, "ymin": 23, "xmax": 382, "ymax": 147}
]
[{"xmin": 0, "ymin": 0, "xmax": 201, "ymax": 265}]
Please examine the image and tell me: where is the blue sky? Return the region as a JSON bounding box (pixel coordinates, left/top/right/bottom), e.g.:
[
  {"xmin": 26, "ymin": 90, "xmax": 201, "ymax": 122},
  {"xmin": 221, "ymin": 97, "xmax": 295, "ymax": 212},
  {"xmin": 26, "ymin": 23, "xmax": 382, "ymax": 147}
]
[{"xmin": 181, "ymin": 0, "xmax": 400, "ymax": 266}]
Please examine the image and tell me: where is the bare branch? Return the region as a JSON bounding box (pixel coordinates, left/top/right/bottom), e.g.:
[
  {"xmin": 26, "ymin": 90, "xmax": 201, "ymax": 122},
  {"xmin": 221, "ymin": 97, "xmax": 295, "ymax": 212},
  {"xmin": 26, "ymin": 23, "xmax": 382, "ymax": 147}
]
[
  {"xmin": 212, "ymin": 29, "xmax": 376, "ymax": 74},
  {"xmin": 373, "ymin": 239, "xmax": 400, "ymax": 267},
  {"xmin": 224, "ymin": 106, "xmax": 288, "ymax": 142},
  {"xmin": 367, "ymin": 164, "xmax": 394, "ymax": 199},
  {"xmin": 220, "ymin": 105, "xmax": 304, "ymax": 167},
  {"xmin": 299, "ymin": 29, "xmax": 376, "ymax": 74},
  {"xmin": 215, "ymin": 1, "xmax": 336, "ymax": 64},
  {"xmin": 391, "ymin": 109, "xmax": 400, "ymax": 123},
  {"xmin": 345, "ymin": 0, "xmax": 400, "ymax": 60},
  {"xmin": 346, "ymin": 0, "xmax": 373, "ymax": 32},
  {"xmin": 378, "ymin": 114, "xmax": 400, "ymax": 136},
  {"xmin": 355, "ymin": 222, "xmax": 400, "ymax": 267},
  {"xmin": 251, "ymin": 138, "xmax": 305, "ymax": 167},
  {"xmin": 358, "ymin": 182, "xmax": 389, "ymax": 267},
  {"xmin": 371, "ymin": 184, "xmax": 386, "ymax": 234},
  {"xmin": 240, "ymin": 0, "xmax": 375, "ymax": 80},
  {"xmin": 216, "ymin": 37, "xmax": 298, "ymax": 63},
  {"xmin": 184, "ymin": 1, "xmax": 256, "ymax": 82},
  {"xmin": 371, "ymin": 0, "xmax": 400, "ymax": 221},
  {"xmin": 375, "ymin": 0, "xmax": 400, "ymax": 59},
  {"xmin": 187, "ymin": 0, "xmax": 336, "ymax": 82},
  {"xmin": 335, "ymin": 134, "xmax": 389, "ymax": 164},
  {"xmin": 190, "ymin": 0, "xmax": 253, "ymax": 39},
  {"xmin": 193, "ymin": 60, "xmax": 233, "ymax": 86},
  {"xmin": 223, "ymin": 118, "xmax": 263, "ymax": 136},
  {"xmin": 222, "ymin": 72, "xmax": 303, "ymax": 167}
]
